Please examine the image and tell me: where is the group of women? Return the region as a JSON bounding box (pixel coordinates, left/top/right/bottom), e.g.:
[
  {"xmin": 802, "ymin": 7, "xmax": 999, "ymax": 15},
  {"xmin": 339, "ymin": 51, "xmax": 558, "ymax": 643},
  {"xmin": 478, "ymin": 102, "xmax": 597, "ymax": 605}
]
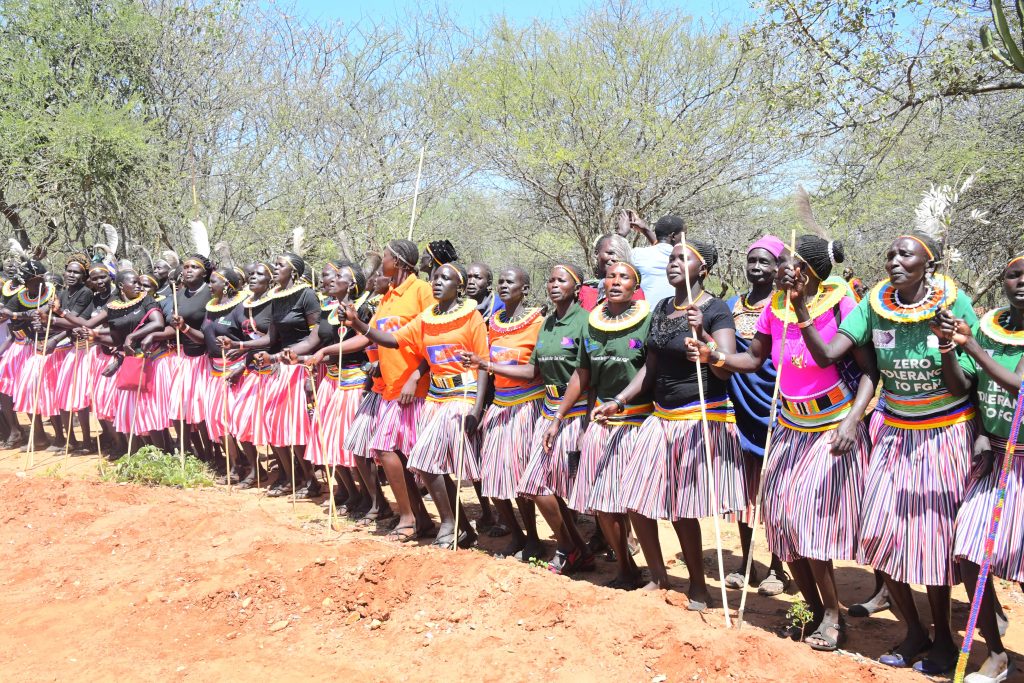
[{"xmin": 0, "ymin": 226, "xmax": 1021, "ymax": 683}]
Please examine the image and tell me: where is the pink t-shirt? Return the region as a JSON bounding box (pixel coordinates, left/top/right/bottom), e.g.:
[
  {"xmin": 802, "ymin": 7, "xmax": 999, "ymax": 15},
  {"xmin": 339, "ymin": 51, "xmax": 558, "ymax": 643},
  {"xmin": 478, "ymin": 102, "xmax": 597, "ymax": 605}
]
[{"xmin": 754, "ymin": 295, "xmax": 857, "ymax": 399}]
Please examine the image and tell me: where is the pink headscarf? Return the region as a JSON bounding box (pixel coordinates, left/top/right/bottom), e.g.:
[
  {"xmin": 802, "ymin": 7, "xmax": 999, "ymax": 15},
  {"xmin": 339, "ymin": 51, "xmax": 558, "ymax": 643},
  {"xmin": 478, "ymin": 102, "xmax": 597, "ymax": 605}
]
[{"xmin": 747, "ymin": 235, "xmax": 786, "ymax": 259}]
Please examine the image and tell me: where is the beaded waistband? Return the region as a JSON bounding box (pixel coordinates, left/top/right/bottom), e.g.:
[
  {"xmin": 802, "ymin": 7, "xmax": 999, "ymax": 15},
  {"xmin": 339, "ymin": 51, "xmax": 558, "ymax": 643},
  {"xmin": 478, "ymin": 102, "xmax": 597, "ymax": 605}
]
[
  {"xmin": 779, "ymin": 381, "xmax": 853, "ymax": 432},
  {"xmin": 653, "ymin": 398, "xmax": 734, "ymax": 423},
  {"xmin": 493, "ymin": 383, "xmax": 545, "ymax": 407},
  {"xmin": 596, "ymin": 398, "xmax": 652, "ymax": 427}
]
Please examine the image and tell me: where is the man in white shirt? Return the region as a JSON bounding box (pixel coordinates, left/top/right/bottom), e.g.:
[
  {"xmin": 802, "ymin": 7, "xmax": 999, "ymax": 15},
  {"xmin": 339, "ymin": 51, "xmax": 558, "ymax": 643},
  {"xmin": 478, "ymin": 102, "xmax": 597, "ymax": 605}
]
[{"xmin": 628, "ymin": 213, "xmax": 685, "ymax": 305}]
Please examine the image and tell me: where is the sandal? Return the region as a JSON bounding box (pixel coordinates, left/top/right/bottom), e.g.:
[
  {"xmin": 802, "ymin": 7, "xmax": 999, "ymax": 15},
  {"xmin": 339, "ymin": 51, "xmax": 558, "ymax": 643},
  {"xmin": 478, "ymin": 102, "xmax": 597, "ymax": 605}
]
[
  {"xmin": 386, "ymin": 525, "xmax": 421, "ymax": 543},
  {"xmin": 486, "ymin": 522, "xmax": 511, "ymax": 538},
  {"xmin": 757, "ymin": 569, "xmax": 791, "ymax": 596},
  {"xmin": 356, "ymin": 508, "xmax": 394, "ymax": 527},
  {"xmin": 724, "ymin": 572, "xmax": 746, "ymax": 589},
  {"xmin": 878, "ymin": 638, "xmax": 932, "ymax": 669},
  {"xmin": 805, "ymin": 619, "xmax": 845, "ymax": 652}
]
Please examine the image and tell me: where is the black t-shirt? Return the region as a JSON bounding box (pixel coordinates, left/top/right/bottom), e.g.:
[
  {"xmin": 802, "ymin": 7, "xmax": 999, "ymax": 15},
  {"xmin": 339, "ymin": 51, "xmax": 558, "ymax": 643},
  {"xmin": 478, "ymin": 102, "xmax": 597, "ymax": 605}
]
[
  {"xmin": 648, "ymin": 296, "xmax": 735, "ymax": 408},
  {"xmin": 316, "ymin": 302, "xmax": 371, "ymax": 368},
  {"xmin": 203, "ymin": 300, "xmax": 245, "ymax": 357},
  {"xmin": 174, "ymin": 283, "xmax": 213, "ymax": 357},
  {"xmin": 106, "ymin": 296, "xmax": 160, "ymax": 348},
  {"xmin": 271, "ymin": 287, "xmax": 320, "ymax": 349},
  {"xmin": 3, "ymin": 285, "xmax": 54, "ymax": 335},
  {"xmin": 228, "ymin": 295, "xmax": 277, "ymax": 361},
  {"xmin": 60, "ymin": 284, "xmax": 93, "ymax": 317}
]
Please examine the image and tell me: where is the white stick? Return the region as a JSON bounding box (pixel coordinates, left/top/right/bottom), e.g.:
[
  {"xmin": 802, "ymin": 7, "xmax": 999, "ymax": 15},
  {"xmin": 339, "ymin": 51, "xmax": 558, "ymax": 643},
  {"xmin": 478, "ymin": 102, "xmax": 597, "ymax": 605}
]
[
  {"xmin": 406, "ymin": 147, "xmax": 425, "ymax": 241},
  {"xmin": 451, "ymin": 384, "xmax": 469, "ymax": 551}
]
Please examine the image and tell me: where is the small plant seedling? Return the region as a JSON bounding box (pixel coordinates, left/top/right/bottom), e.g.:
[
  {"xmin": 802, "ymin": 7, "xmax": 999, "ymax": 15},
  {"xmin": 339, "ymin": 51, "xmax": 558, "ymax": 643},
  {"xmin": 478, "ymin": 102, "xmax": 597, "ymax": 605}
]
[
  {"xmin": 101, "ymin": 446, "xmax": 215, "ymax": 488},
  {"xmin": 527, "ymin": 556, "xmax": 547, "ymax": 570},
  {"xmin": 787, "ymin": 600, "xmax": 814, "ymax": 641}
]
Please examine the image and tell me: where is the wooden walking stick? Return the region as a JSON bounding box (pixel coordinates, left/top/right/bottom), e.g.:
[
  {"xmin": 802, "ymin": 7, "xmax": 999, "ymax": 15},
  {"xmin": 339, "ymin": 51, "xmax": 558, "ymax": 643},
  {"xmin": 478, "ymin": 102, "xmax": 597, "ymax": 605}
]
[
  {"xmin": 680, "ymin": 232, "xmax": 731, "ymax": 627},
  {"xmin": 125, "ymin": 356, "xmax": 146, "ymax": 457},
  {"xmin": 25, "ymin": 296, "xmax": 55, "ymax": 471},
  {"xmin": 406, "ymin": 147, "xmax": 425, "ymax": 241},
  {"xmin": 171, "ymin": 282, "xmax": 186, "ymax": 469},
  {"xmin": 221, "ymin": 348, "xmax": 232, "ymax": 492},
  {"xmin": 737, "ymin": 230, "xmax": 797, "ymax": 628},
  {"xmin": 953, "ymin": 378, "xmax": 1024, "ymax": 683},
  {"xmin": 451, "ymin": 384, "xmax": 471, "ymax": 552},
  {"xmin": 305, "ymin": 363, "xmax": 334, "ymax": 535}
]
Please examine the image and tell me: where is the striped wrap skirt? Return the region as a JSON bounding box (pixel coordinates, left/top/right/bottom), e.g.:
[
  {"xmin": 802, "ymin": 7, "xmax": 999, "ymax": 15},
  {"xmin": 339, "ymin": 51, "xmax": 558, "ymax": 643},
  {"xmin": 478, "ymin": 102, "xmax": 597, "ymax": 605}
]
[
  {"xmin": 569, "ymin": 419, "xmax": 644, "ymax": 515},
  {"xmin": 167, "ymin": 354, "xmax": 209, "ymax": 426},
  {"xmin": 56, "ymin": 343, "xmax": 93, "ymax": 413},
  {"xmin": 306, "ymin": 367, "xmax": 367, "ymax": 467},
  {"xmin": 857, "ymin": 417, "xmax": 974, "ymax": 585},
  {"xmin": 762, "ymin": 422, "xmax": 870, "ymax": 563},
  {"xmin": 621, "ymin": 402, "xmax": 747, "ymax": 521},
  {"xmin": 227, "ymin": 367, "xmax": 272, "ymax": 446},
  {"xmin": 264, "ymin": 362, "xmax": 312, "ymax": 448},
  {"xmin": 201, "ymin": 356, "xmax": 247, "ymax": 443},
  {"xmin": 112, "ymin": 353, "xmax": 173, "ymax": 436},
  {"xmin": 954, "ymin": 437, "xmax": 1024, "ymax": 582},
  {"xmin": 479, "ymin": 392, "xmax": 543, "ymax": 499},
  {"xmin": 368, "ymin": 396, "xmax": 423, "ymax": 456},
  {"xmin": 13, "ymin": 346, "xmax": 67, "ymax": 417},
  {"xmin": 0, "ymin": 337, "xmax": 34, "ymax": 397},
  {"xmin": 407, "ymin": 397, "xmax": 481, "ymax": 480},
  {"xmin": 343, "ymin": 390, "xmax": 383, "ymax": 459},
  {"xmin": 89, "ymin": 348, "xmax": 119, "ymax": 423},
  {"xmin": 518, "ymin": 389, "xmax": 588, "ymax": 499}
]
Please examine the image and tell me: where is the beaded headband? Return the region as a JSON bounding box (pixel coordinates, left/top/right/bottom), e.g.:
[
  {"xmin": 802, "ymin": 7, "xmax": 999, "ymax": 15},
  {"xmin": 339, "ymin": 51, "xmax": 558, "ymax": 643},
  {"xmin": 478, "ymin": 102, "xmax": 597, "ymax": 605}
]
[
  {"xmin": 896, "ymin": 235, "xmax": 935, "ymax": 261},
  {"xmin": 555, "ymin": 265, "xmax": 580, "ymax": 285}
]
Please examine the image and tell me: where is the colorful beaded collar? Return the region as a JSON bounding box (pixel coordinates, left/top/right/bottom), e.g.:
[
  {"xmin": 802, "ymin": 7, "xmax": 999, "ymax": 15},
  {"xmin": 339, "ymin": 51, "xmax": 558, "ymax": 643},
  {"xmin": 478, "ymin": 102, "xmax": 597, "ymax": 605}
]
[
  {"xmin": 770, "ymin": 282, "xmax": 845, "ymax": 324},
  {"xmin": 979, "ymin": 307, "xmax": 1024, "ymax": 347},
  {"xmin": 489, "ymin": 307, "xmax": 543, "ymax": 336},
  {"xmin": 589, "ymin": 299, "xmax": 650, "ymax": 332},
  {"xmin": 869, "ymin": 274, "xmax": 956, "ymax": 323},
  {"xmin": 16, "ymin": 283, "xmax": 55, "ymax": 309},
  {"xmin": 422, "ymin": 298, "xmax": 476, "ymax": 326}
]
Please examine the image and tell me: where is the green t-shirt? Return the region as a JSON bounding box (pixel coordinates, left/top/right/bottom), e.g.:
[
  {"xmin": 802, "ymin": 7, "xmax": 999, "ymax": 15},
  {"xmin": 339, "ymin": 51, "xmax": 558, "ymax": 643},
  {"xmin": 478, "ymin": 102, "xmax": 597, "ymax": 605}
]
[
  {"xmin": 578, "ymin": 311, "xmax": 652, "ymax": 405},
  {"xmin": 961, "ymin": 325, "xmax": 1024, "ymax": 442},
  {"xmin": 838, "ymin": 290, "xmax": 978, "ymax": 399},
  {"xmin": 529, "ymin": 303, "xmax": 588, "ymax": 391}
]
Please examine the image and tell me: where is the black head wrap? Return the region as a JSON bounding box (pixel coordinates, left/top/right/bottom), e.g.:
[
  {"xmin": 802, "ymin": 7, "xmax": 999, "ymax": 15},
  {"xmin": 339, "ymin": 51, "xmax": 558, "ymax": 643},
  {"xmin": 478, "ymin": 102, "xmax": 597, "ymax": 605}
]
[
  {"xmin": 19, "ymin": 260, "xmax": 47, "ymax": 281},
  {"xmin": 426, "ymin": 239, "xmax": 458, "ymax": 267},
  {"xmin": 795, "ymin": 235, "xmax": 845, "ymax": 280}
]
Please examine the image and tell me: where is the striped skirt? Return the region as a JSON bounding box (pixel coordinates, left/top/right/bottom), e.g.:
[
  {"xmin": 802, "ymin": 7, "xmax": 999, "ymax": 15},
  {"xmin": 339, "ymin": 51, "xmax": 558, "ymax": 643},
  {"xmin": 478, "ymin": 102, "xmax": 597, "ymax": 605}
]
[
  {"xmin": 201, "ymin": 363, "xmax": 248, "ymax": 443},
  {"xmin": 112, "ymin": 356, "xmax": 173, "ymax": 436},
  {"xmin": 13, "ymin": 347, "xmax": 67, "ymax": 417},
  {"xmin": 227, "ymin": 368, "xmax": 272, "ymax": 446},
  {"xmin": 368, "ymin": 397, "xmax": 423, "ymax": 455},
  {"xmin": 89, "ymin": 348, "xmax": 119, "ymax": 423},
  {"xmin": 954, "ymin": 438, "xmax": 1024, "ymax": 583},
  {"xmin": 857, "ymin": 419, "xmax": 974, "ymax": 585},
  {"xmin": 762, "ymin": 423, "xmax": 870, "ymax": 563},
  {"xmin": 868, "ymin": 408, "xmax": 885, "ymax": 444},
  {"xmin": 480, "ymin": 398, "xmax": 542, "ymax": 499},
  {"xmin": 56, "ymin": 345, "xmax": 93, "ymax": 413},
  {"xmin": 306, "ymin": 372, "xmax": 366, "ymax": 467},
  {"xmin": 167, "ymin": 354, "xmax": 209, "ymax": 425},
  {"xmin": 621, "ymin": 415, "xmax": 747, "ymax": 521},
  {"xmin": 0, "ymin": 339, "xmax": 34, "ymax": 397},
  {"xmin": 518, "ymin": 414, "xmax": 584, "ymax": 499},
  {"xmin": 343, "ymin": 391, "xmax": 383, "ymax": 459},
  {"xmin": 569, "ymin": 422, "xmax": 641, "ymax": 515},
  {"xmin": 407, "ymin": 399, "xmax": 481, "ymax": 480},
  {"xmin": 264, "ymin": 363, "xmax": 312, "ymax": 448}
]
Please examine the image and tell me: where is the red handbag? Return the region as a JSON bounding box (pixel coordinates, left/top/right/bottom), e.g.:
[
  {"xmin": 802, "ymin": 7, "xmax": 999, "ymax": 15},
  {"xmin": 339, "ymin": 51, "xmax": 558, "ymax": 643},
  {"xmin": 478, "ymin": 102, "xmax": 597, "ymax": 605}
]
[{"xmin": 115, "ymin": 354, "xmax": 149, "ymax": 392}]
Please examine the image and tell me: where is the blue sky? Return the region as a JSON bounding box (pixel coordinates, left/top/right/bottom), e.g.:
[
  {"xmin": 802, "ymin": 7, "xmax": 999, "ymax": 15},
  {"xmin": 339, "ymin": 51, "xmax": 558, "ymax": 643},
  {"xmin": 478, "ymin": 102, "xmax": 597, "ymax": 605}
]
[{"xmin": 280, "ymin": 0, "xmax": 756, "ymax": 28}]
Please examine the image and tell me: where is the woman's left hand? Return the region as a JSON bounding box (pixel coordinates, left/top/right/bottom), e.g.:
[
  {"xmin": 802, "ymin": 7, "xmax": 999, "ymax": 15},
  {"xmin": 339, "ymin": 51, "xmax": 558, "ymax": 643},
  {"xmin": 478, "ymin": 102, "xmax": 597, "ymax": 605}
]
[
  {"xmin": 830, "ymin": 417, "xmax": 857, "ymax": 457},
  {"xmin": 591, "ymin": 401, "xmax": 619, "ymax": 424}
]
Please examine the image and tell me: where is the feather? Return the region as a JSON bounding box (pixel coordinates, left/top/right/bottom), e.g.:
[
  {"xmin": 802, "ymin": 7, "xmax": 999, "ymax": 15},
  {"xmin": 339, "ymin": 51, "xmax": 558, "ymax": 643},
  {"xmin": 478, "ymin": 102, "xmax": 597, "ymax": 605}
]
[
  {"xmin": 118, "ymin": 258, "xmax": 134, "ymax": 271},
  {"xmin": 794, "ymin": 185, "xmax": 828, "ymax": 239},
  {"xmin": 913, "ymin": 184, "xmax": 951, "ymax": 242},
  {"xmin": 101, "ymin": 223, "xmax": 119, "ymax": 257},
  {"xmin": 93, "ymin": 243, "xmax": 112, "ymax": 258},
  {"xmin": 7, "ymin": 238, "xmax": 26, "ymax": 258},
  {"xmin": 189, "ymin": 219, "xmax": 210, "ymax": 257},
  {"xmin": 291, "ymin": 226, "xmax": 305, "ymax": 257},
  {"xmin": 160, "ymin": 250, "xmax": 180, "ymax": 269},
  {"xmin": 213, "ymin": 241, "xmax": 233, "ymax": 267},
  {"xmin": 131, "ymin": 244, "xmax": 154, "ymax": 272}
]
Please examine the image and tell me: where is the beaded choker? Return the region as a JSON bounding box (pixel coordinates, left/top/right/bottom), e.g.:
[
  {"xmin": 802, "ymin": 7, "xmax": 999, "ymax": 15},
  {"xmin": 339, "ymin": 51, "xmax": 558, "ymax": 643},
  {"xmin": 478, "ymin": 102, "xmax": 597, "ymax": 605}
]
[
  {"xmin": 422, "ymin": 299, "xmax": 476, "ymax": 326},
  {"xmin": 268, "ymin": 281, "xmax": 310, "ymax": 300},
  {"xmin": 589, "ymin": 299, "xmax": 650, "ymax": 332},
  {"xmin": 243, "ymin": 291, "xmax": 272, "ymax": 309},
  {"xmin": 770, "ymin": 282, "xmax": 845, "ymax": 324},
  {"xmin": 869, "ymin": 275, "xmax": 956, "ymax": 323},
  {"xmin": 979, "ymin": 307, "xmax": 1024, "ymax": 347},
  {"xmin": 2, "ymin": 280, "xmax": 23, "ymax": 298},
  {"xmin": 490, "ymin": 307, "xmax": 543, "ymax": 335},
  {"xmin": 327, "ymin": 292, "xmax": 371, "ymax": 326},
  {"xmin": 16, "ymin": 283, "xmax": 54, "ymax": 309},
  {"xmin": 206, "ymin": 291, "xmax": 248, "ymax": 313},
  {"xmin": 106, "ymin": 293, "xmax": 146, "ymax": 310}
]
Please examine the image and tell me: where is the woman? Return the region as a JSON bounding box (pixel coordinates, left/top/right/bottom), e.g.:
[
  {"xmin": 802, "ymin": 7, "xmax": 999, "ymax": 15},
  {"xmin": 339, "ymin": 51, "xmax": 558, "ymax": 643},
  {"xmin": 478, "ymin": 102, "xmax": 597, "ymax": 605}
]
[
  {"xmin": 462, "ymin": 267, "xmax": 545, "ymax": 559},
  {"xmin": 347, "ymin": 262, "xmax": 488, "ymax": 548},
  {"xmin": 793, "ymin": 232, "xmax": 977, "ymax": 672},
  {"xmin": 0, "ymin": 260, "xmax": 55, "ymax": 450},
  {"xmin": 688, "ymin": 236, "xmax": 875, "ymax": 647},
  {"xmin": 935, "ymin": 254, "xmax": 1024, "ymax": 683},
  {"xmin": 217, "ymin": 263, "xmax": 275, "ymax": 488},
  {"xmin": 578, "ymin": 234, "xmax": 644, "ymax": 311},
  {"xmin": 609, "ymin": 240, "xmax": 744, "ymax": 608},
  {"xmin": 722, "ymin": 236, "xmax": 790, "ymax": 595},
  {"xmin": 550, "ymin": 261, "xmax": 652, "ymax": 589},
  {"xmin": 50, "ymin": 255, "xmax": 98, "ymax": 453}
]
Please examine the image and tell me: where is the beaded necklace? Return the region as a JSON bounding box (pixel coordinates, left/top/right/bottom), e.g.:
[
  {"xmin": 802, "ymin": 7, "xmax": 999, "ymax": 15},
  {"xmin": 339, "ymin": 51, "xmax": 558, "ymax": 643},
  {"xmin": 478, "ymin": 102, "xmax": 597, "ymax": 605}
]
[
  {"xmin": 869, "ymin": 275, "xmax": 955, "ymax": 324},
  {"xmin": 206, "ymin": 290, "xmax": 248, "ymax": 313},
  {"xmin": 589, "ymin": 299, "xmax": 650, "ymax": 332},
  {"xmin": 979, "ymin": 307, "xmax": 1024, "ymax": 347},
  {"xmin": 106, "ymin": 293, "xmax": 146, "ymax": 310},
  {"xmin": 16, "ymin": 283, "xmax": 54, "ymax": 309}
]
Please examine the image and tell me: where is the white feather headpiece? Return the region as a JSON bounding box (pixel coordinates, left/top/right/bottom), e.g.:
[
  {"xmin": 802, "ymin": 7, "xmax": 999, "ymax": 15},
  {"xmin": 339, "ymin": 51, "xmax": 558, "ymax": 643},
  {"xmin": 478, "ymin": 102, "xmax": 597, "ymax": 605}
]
[
  {"xmin": 291, "ymin": 226, "xmax": 305, "ymax": 257},
  {"xmin": 189, "ymin": 219, "xmax": 210, "ymax": 257}
]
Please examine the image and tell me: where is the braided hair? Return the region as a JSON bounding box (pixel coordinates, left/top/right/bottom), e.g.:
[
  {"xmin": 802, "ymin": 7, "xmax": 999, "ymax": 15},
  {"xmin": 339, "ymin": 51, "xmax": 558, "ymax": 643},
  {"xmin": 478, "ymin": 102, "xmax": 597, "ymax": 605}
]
[{"xmin": 795, "ymin": 235, "xmax": 845, "ymax": 280}]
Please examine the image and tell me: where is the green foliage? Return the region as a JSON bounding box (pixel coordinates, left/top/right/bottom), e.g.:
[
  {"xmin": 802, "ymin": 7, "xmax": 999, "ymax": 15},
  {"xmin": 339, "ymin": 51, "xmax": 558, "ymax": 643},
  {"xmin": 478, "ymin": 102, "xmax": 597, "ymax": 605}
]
[
  {"xmin": 786, "ymin": 600, "xmax": 815, "ymax": 640},
  {"xmin": 100, "ymin": 446, "xmax": 214, "ymax": 489}
]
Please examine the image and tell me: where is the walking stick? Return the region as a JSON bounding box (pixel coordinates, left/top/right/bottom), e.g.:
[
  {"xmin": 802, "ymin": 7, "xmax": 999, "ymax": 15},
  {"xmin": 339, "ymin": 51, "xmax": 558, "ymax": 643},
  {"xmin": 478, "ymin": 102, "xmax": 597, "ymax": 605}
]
[
  {"xmin": 953, "ymin": 378, "xmax": 1024, "ymax": 683},
  {"xmin": 62, "ymin": 343, "xmax": 83, "ymax": 466},
  {"xmin": 406, "ymin": 147, "xmax": 425, "ymax": 241},
  {"xmin": 305, "ymin": 363, "xmax": 334, "ymax": 536},
  {"xmin": 25, "ymin": 296, "xmax": 55, "ymax": 471},
  {"xmin": 172, "ymin": 282, "xmax": 185, "ymax": 470},
  {"xmin": 451, "ymin": 384, "xmax": 471, "ymax": 551},
  {"xmin": 221, "ymin": 348, "xmax": 232, "ymax": 492},
  {"xmin": 126, "ymin": 356, "xmax": 146, "ymax": 457},
  {"xmin": 85, "ymin": 339, "xmax": 103, "ymax": 460},
  {"xmin": 680, "ymin": 232, "xmax": 730, "ymax": 627},
  {"xmin": 737, "ymin": 230, "xmax": 797, "ymax": 628}
]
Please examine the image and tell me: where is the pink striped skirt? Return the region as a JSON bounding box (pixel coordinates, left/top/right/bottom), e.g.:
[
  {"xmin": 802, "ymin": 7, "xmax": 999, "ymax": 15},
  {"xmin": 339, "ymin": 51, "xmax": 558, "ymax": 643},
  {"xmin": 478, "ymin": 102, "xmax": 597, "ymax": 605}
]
[
  {"xmin": 954, "ymin": 438, "xmax": 1024, "ymax": 582},
  {"xmin": 621, "ymin": 415, "xmax": 748, "ymax": 521},
  {"xmin": 480, "ymin": 399, "xmax": 542, "ymax": 499},
  {"xmin": 201, "ymin": 359, "xmax": 247, "ymax": 443},
  {"xmin": 868, "ymin": 408, "xmax": 885, "ymax": 444},
  {"xmin": 368, "ymin": 397, "xmax": 423, "ymax": 455},
  {"xmin": 264, "ymin": 363, "xmax": 311, "ymax": 447},
  {"xmin": 518, "ymin": 414, "xmax": 584, "ymax": 499},
  {"xmin": 56, "ymin": 345, "xmax": 93, "ymax": 412},
  {"xmin": 0, "ymin": 338, "xmax": 33, "ymax": 397},
  {"xmin": 762, "ymin": 423, "xmax": 870, "ymax": 563},
  {"xmin": 569, "ymin": 422, "xmax": 642, "ymax": 515},
  {"xmin": 13, "ymin": 347, "xmax": 67, "ymax": 417},
  {"xmin": 306, "ymin": 375, "xmax": 366, "ymax": 467},
  {"xmin": 228, "ymin": 368, "xmax": 272, "ymax": 446},
  {"xmin": 167, "ymin": 355, "xmax": 209, "ymax": 425},
  {"xmin": 857, "ymin": 420, "xmax": 974, "ymax": 585},
  {"xmin": 342, "ymin": 391, "xmax": 383, "ymax": 459},
  {"xmin": 112, "ymin": 355, "xmax": 173, "ymax": 435},
  {"xmin": 407, "ymin": 398, "xmax": 481, "ymax": 480},
  {"xmin": 89, "ymin": 348, "xmax": 119, "ymax": 423}
]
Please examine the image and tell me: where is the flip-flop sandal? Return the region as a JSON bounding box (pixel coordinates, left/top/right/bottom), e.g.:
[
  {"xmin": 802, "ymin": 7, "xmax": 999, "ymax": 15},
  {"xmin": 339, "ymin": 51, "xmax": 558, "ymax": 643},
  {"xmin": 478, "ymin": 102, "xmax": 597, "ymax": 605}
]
[
  {"xmin": 805, "ymin": 620, "xmax": 844, "ymax": 652},
  {"xmin": 848, "ymin": 597, "xmax": 891, "ymax": 617},
  {"xmin": 878, "ymin": 638, "xmax": 932, "ymax": 668},
  {"xmin": 757, "ymin": 570, "xmax": 790, "ymax": 596},
  {"xmin": 486, "ymin": 523, "xmax": 511, "ymax": 538},
  {"xmin": 386, "ymin": 525, "xmax": 420, "ymax": 543},
  {"xmin": 913, "ymin": 655, "xmax": 956, "ymax": 675},
  {"xmin": 356, "ymin": 509, "xmax": 394, "ymax": 527},
  {"xmin": 724, "ymin": 572, "xmax": 746, "ymax": 589},
  {"xmin": 432, "ymin": 531, "xmax": 458, "ymax": 549}
]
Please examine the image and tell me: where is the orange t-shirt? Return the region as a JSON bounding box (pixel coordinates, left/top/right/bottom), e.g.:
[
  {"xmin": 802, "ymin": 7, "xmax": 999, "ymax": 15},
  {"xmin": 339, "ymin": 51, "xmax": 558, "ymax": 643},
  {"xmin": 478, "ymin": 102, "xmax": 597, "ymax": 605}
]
[
  {"xmin": 393, "ymin": 302, "xmax": 488, "ymax": 379},
  {"xmin": 487, "ymin": 308, "xmax": 543, "ymax": 390},
  {"xmin": 370, "ymin": 275, "xmax": 435, "ymax": 401}
]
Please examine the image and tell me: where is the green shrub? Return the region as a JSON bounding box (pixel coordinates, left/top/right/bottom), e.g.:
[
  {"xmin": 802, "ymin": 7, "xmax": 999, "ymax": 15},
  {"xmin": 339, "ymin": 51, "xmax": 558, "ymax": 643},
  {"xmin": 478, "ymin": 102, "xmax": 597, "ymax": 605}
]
[{"xmin": 100, "ymin": 446, "xmax": 214, "ymax": 488}]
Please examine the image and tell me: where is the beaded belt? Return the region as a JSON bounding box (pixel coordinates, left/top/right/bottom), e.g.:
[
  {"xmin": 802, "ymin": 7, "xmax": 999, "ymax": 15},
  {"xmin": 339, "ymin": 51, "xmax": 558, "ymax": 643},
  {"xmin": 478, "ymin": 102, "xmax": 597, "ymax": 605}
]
[
  {"xmin": 779, "ymin": 381, "xmax": 853, "ymax": 432},
  {"xmin": 493, "ymin": 383, "xmax": 545, "ymax": 407},
  {"xmin": 595, "ymin": 398, "xmax": 653, "ymax": 427},
  {"xmin": 428, "ymin": 372, "xmax": 477, "ymax": 403},
  {"xmin": 541, "ymin": 385, "xmax": 587, "ymax": 420},
  {"xmin": 882, "ymin": 389, "xmax": 975, "ymax": 430},
  {"xmin": 430, "ymin": 371, "xmax": 476, "ymax": 390},
  {"xmin": 653, "ymin": 398, "xmax": 734, "ymax": 423},
  {"xmin": 337, "ymin": 366, "xmax": 367, "ymax": 390}
]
